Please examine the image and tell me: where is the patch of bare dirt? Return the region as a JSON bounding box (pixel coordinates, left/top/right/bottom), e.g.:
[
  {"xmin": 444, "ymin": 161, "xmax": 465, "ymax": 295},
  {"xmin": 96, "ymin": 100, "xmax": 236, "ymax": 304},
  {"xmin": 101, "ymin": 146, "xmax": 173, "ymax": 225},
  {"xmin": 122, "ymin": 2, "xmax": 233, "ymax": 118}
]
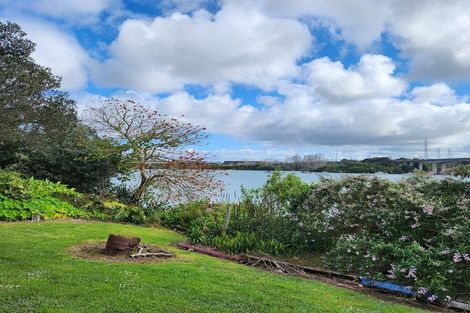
[{"xmin": 68, "ymin": 241, "xmax": 176, "ymax": 264}]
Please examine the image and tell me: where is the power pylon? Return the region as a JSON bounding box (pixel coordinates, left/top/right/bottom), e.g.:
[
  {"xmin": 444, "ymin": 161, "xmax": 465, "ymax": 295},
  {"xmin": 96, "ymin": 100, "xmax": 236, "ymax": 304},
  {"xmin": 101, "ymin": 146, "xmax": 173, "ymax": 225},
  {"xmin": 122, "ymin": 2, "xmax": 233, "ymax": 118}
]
[{"xmin": 424, "ymin": 139, "xmax": 429, "ymax": 159}]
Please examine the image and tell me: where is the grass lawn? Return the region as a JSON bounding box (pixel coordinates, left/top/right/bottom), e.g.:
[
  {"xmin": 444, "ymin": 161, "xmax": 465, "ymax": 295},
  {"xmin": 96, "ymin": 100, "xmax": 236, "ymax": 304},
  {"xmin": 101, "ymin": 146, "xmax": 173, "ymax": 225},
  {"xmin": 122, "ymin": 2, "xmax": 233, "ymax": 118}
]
[{"xmin": 0, "ymin": 221, "xmax": 429, "ymax": 313}]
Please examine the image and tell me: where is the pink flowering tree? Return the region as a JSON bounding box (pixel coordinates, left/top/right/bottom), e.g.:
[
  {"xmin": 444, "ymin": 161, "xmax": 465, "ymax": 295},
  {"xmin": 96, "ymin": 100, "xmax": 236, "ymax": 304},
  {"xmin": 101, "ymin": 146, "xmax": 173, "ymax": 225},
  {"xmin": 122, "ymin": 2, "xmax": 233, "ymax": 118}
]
[{"xmin": 88, "ymin": 99, "xmax": 222, "ymax": 204}]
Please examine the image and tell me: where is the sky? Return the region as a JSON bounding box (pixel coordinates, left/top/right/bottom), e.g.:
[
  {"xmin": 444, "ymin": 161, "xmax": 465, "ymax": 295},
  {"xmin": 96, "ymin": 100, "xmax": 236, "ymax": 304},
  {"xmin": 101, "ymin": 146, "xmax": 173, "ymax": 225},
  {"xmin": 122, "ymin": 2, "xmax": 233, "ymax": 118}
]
[{"xmin": 1, "ymin": 0, "xmax": 470, "ymax": 161}]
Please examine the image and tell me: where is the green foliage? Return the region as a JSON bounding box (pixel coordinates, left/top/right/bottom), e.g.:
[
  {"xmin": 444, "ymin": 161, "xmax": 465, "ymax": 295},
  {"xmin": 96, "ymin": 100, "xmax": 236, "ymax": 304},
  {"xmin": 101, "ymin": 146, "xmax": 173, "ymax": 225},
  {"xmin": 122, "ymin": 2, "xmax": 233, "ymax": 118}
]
[
  {"xmin": 112, "ymin": 205, "xmax": 147, "ymax": 224},
  {"xmin": 301, "ymin": 175, "xmax": 469, "ymax": 301},
  {"xmin": 241, "ymin": 171, "xmax": 311, "ymax": 214},
  {"xmin": 188, "ymin": 215, "xmax": 223, "ymax": 244},
  {"xmin": 212, "ymin": 157, "xmax": 415, "ymax": 174},
  {"xmin": 0, "ymin": 170, "xmax": 151, "ymax": 224},
  {"xmin": 231, "ymin": 171, "xmax": 311, "ymax": 253},
  {"xmin": 160, "ymin": 171, "xmax": 311, "ymax": 256},
  {"xmin": 17, "ymin": 125, "xmax": 121, "ymax": 193},
  {"xmin": 0, "ymin": 170, "xmax": 29, "ymax": 199},
  {"xmin": 161, "ymin": 171, "xmax": 469, "ymax": 302},
  {"xmin": 0, "ymin": 21, "xmax": 60, "ymax": 143},
  {"xmin": 444, "ymin": 164, "xmax": 470, "ymax": 178},
  {"xmin": 0, "ymin": 22, "xmax": 119, "ymax": 193},
  {"xmin": 79, "ymin": 196, "xmax": 129, "ymax": 220},
  {"xmin": 159, "ymin": 200, "xmax": 212, "ymax": 231},
  {"xmin": 0, "ymin": 170, "xmax": 85, "ymax": 220},
  {"xmin": 319, "ymin": 158, "xmax": 414, "ymax": 174},
  {"xmin": 211, "ymin": 233, "xmax": 286, "ymax": 256}
]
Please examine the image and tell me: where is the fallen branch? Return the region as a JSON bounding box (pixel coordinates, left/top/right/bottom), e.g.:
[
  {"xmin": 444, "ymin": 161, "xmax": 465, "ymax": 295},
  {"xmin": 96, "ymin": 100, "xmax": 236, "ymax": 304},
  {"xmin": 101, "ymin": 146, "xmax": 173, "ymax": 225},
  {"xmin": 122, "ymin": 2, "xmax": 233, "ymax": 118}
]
[
  {"xmin": 129, "ymin": 244, "xmax": 174, "ymax": 258},
  {"xmin": 244, "ymin": 255, "xmax": 356, "ymax": 281},
  {"xmin": 130, "ymin": 252, "xmax": 173, "ymax": 258}
]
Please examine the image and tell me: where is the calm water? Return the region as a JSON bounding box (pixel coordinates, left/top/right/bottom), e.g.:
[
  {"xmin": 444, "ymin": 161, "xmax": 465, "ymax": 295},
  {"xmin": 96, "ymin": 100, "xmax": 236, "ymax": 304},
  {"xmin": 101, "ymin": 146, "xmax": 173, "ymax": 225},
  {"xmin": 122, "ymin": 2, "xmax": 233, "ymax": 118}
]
[
  {"xmin": 217, "ymin": 170, "xmax": 408, "ymax": 202},
  {"xmin": 114, "ymin": 170, "xmax": 410, "ymax": 202}
]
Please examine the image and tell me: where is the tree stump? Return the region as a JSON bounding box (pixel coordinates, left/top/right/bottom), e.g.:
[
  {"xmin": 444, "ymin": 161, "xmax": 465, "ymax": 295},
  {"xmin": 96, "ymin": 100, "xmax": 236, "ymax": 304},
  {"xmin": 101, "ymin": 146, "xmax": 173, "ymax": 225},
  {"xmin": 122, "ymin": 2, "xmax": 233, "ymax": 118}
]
[{"xmin": 105, "ymin": 234, "xmax": 140, "ymax": 254}]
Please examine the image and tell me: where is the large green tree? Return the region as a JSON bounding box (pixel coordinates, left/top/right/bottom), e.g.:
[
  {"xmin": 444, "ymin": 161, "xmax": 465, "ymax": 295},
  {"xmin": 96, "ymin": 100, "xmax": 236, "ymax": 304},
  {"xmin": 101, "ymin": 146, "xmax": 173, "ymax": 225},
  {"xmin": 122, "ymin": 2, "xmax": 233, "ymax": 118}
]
[
  {"xmin": 0, "ymin": 22, "xmax": 64, "ymax": 141},
  {"xmin": 0, "ymin": 21, "xmax": 118, "ymax": 192}
]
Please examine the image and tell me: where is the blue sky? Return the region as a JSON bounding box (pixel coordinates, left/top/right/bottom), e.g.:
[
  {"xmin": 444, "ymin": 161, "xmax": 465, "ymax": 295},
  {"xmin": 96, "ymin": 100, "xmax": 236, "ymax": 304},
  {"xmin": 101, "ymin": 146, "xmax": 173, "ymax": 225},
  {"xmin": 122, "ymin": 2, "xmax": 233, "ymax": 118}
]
[{"xmin": 1, "ymin": 0, "xmax": 470, "ymax": 161}]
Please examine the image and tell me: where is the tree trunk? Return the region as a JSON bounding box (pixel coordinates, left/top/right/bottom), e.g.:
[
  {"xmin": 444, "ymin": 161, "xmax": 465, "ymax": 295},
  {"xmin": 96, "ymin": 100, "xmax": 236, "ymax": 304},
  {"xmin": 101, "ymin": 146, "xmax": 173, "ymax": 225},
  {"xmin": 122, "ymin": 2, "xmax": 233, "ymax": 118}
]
[{"xmin": 131, "ymin": 169, "xmax": 149, "ymax": 203}]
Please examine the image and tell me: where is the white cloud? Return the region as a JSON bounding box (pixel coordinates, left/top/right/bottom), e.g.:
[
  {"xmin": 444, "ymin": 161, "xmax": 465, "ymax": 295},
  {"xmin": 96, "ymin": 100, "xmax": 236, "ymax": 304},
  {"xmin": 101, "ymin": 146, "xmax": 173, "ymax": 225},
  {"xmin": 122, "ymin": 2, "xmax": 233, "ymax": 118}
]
[
  {"xmin": 5, "ymin": 18, "xmax": 89, "ymax": 90},
  {"xmin": 251, "ymin": 0, "xmax": 390, "ymax": 48},
  {"xmin": 72, "ymin": 91, "xmax": 107, "ymax": 116},
  {"xmin": 112, "ymin": 89, "xmax": 248, "ymax": 134},
  {"xmin": 122, "ymin": 57, "xmax": 470, "ymax": 152},
  {"xmin": 235, "ymin": 0, "xmax": 470, "ymax": 81},
  {"xmin": 304, "ymin": 54, "xmax": 406, "ymax": 102},
  {"xmin": 257, "ymin": 95, "xmax": 281, "ymax": 107},
  {"xmin": 411, "ymin": 83, "xmax": 461, "ymax": 106},
  {"xmin": 388, "ymin": 0, "xmax": 470, "ymax": 80},
  {"xmin": 92, "ymin": 4, "xmax": 312, "ymax": 92},
  {"xmin": 100, "ymin": 87, "xmax": 470, "ymax": 155}
]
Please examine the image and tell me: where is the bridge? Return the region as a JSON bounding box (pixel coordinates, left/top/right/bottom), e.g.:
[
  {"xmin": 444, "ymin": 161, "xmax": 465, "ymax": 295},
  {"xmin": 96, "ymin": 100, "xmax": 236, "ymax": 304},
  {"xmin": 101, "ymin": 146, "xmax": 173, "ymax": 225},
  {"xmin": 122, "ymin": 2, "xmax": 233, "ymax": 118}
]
[{"xmin": 396, "ymin": 158, "xmax": 470, "ymax": 174}]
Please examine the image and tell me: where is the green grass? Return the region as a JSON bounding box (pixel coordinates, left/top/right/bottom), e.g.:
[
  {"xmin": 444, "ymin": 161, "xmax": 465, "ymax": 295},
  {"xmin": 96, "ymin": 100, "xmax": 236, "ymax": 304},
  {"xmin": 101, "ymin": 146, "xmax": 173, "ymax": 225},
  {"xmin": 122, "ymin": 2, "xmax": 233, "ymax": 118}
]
[{"xmin": 0, "ymin": 221, "xmax": 428, "ymax": 313}]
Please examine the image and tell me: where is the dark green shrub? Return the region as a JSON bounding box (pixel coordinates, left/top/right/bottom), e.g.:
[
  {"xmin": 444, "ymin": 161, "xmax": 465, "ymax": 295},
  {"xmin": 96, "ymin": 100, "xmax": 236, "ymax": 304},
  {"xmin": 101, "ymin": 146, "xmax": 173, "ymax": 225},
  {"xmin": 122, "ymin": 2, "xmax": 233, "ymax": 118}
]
[
  {"xmin": 187, "ymin": 214, "xmax": 223, "ymax": 244},
  {"xmin": 228, "ymin": 171, "xmax": 312, "ymax": 253},
  {"xmin": 159, "ymin": 201, "xmax": 212, "ymax": 231},
  {"xmin": 113, "ymin": 205, "xmax": 146, "ymax": 224},
  {"xmin": 205, "ymin": 232, "xmax": 286, "ymax": 256},
  {"xmin": 80, "ymin": 195, "xmax": 136, "ymax": 221}
]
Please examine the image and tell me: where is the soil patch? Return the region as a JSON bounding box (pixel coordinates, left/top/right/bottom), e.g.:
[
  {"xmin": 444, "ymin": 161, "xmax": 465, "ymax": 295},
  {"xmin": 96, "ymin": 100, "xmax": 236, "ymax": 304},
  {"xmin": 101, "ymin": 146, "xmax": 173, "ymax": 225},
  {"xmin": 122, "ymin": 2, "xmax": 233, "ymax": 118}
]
[{"xmin": 68, "ymin": 241, "xmax": 176, "ymax": 264}]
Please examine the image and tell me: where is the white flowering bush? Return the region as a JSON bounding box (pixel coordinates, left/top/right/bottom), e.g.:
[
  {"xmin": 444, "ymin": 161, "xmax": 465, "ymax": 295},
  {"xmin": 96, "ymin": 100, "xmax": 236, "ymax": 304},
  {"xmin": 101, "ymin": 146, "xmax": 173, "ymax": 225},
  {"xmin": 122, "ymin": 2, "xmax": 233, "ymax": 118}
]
[
  {"xmin": 171, "ymin": 171, "xmax": 469, "ymax": 302},
  {"xmin": 300, "ymin": 174, "xmax": 469, "ymax": 302}
]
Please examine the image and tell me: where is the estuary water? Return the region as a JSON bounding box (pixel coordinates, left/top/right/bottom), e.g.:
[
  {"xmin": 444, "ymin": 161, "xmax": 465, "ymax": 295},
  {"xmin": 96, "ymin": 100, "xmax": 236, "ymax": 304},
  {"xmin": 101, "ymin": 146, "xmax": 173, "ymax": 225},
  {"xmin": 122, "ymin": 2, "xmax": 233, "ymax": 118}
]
[
  {"xmin": 114, "ymin": 170, "xmax": 410, "ymax": 203},
  {"xmin": 216, "ymin": 170, "xmax": 408, "ymax": 202}
]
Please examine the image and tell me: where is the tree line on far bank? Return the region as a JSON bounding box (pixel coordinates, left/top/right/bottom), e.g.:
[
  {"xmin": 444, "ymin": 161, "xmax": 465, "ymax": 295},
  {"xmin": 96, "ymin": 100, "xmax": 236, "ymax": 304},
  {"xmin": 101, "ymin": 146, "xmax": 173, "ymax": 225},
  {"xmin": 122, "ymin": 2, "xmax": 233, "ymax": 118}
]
[{"xmin": 211, "ymin": 157, "xmax": 417, "ymax": 174}]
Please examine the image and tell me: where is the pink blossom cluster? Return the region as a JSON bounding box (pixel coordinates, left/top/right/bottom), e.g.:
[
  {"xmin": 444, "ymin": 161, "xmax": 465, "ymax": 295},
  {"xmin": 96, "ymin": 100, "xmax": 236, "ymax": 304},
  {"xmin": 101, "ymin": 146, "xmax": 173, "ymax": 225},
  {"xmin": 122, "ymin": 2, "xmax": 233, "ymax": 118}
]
[
  {"xmin": 422, "ymin": 204, "xmax": 434, "ymax": 215},
  {"xmin": 453, "ymin": 252, "xmax": 470, "ymax": 263},
  {"xmin": 405, "ymin": 267, "xmax": 417, "ymax": 280},
  {"xmin": 417, "ymin": 287, "xmax": 428, "ymax": 295},
  {"xmin": 427, "ymin": 294, "xmax": 437, "ymax": 302}
]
